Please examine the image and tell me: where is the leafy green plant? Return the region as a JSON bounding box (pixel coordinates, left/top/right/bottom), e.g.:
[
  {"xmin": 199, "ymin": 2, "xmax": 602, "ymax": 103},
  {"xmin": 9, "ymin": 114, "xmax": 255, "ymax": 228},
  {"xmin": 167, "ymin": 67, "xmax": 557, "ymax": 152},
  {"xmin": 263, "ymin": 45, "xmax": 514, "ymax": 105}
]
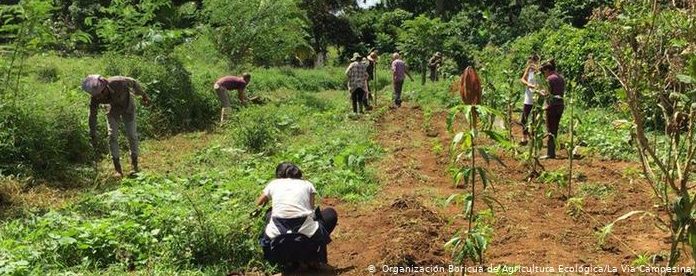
[
  {"xmin": 237, "ymin": 120, "xmax": 278, "ymax": 154},
  {"xmin": 445, "ymin": 104, "xmax": 509, "ymax": 265},
  {"xmin": 34, "ymin": 65, "xmax": 58, "ymax": 83},
  {"xmin": 538, "ymin": 169, "xmax": 568, "ymax": 197},
  {"xmin": 445, "ymin": 208, "xmax": 495, "ymax": 264},
  {"xmin": 565, "ymin": 196, "xmax": 584, "ymax": 218},
  {"xmin": 522, "ymin": 80, "xmax": 547, "ymax": 180},
  {"xmin": 578, "ymin": 182, "xmax": 614, "ymax": 199},
  {"xmin": 598, "ymin": 1, "xmax": 696, "ymax": 266},
  {"xmin": 104, "ymin": 54, "xmax": 216, "ymax": 136}
]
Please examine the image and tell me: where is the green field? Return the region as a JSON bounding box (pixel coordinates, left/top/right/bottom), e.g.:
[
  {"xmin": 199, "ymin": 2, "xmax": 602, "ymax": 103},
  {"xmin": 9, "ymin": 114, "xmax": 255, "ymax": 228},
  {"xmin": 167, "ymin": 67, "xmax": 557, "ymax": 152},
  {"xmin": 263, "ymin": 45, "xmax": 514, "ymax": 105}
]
[{"xmin": 2, "ymin": 0, "xmax": 696, "ymax": 275}]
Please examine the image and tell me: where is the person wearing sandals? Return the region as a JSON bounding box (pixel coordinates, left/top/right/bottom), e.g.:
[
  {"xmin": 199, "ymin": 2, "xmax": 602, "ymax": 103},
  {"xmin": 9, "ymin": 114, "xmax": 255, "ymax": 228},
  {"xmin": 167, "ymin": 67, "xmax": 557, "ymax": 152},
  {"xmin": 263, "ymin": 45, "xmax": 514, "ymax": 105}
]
[{"xmin": 519, "ymin": 53, "xmax": 540, "ymax": 145}]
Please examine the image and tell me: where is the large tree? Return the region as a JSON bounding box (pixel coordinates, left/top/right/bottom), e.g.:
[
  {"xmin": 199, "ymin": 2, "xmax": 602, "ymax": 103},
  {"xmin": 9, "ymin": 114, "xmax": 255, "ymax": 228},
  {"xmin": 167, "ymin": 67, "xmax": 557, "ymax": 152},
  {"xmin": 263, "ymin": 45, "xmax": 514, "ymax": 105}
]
[
  {"xmin": 299, "ymin": 0, "xmax": 358, "ymax": 66},
  {"xmin": 204, "ymin": 0, "xmax": 307, "ymax": 68}
]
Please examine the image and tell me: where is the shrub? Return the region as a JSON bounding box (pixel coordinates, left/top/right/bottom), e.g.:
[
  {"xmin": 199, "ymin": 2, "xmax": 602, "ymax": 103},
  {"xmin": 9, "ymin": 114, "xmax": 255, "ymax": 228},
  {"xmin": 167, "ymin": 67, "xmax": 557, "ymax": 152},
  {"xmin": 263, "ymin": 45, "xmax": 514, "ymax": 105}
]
[
  {"xmin": 104, "ymin": 54, "xmax": 217, "ymax": 136},
  {"xmin": 232, "ymin": 109, "xmax": 280, "ymax": 153},
  {"xmin": 0, "ymin": 102, "xmax": 91, "ymax": 177},
  {"xmin": 34, "ymin": 65, "xmax": 59, "ymax": 83},
  {"xmin": 474, "ymin": 24, "xmax": 618, "ymax": 108}
]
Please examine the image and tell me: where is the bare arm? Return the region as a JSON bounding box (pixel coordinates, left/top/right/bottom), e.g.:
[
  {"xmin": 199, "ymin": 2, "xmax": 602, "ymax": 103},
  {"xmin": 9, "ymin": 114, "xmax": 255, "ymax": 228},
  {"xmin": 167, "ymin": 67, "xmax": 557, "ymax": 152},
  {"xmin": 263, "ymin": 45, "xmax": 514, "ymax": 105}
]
[
  {"xmin": 520, "ymin": 66, "xmax": 535, "ymax": 88},
  {"xmin": 129, "ymin": 79, "xmax": 151, "ymax": 105},
  {"xmin": 256, "ymin": 193, "xmax": 269, "ymax": 206}
]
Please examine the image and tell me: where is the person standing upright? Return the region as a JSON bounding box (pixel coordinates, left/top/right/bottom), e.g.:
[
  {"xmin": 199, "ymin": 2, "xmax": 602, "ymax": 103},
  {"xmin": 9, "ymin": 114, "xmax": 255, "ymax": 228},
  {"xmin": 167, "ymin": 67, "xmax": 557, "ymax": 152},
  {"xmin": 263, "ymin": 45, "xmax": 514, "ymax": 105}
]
[
  {"xmin": 366, "ymin": 49, "xmax": 378, "ymax": 105},
  {"xmin": 82, "ymin": 74, "xmax": 151, "ymax": 178},
  {"xmin": 519, "ymin": 53, "xmax": 540, "ymax": 145},
  {"xmin": 345, "ymin": 53, "xmax": 369, "ymax": 115},
  {"xmin": 428, "ymin": 52, "xmax": 443, "ymax": 82},
  {"xmin": 539, "ymin": 59, "xmax": 565, "ymax": 159},
  {"xmin": 390, "ymin": 53, "xmax": 414, "ymax": 108}
]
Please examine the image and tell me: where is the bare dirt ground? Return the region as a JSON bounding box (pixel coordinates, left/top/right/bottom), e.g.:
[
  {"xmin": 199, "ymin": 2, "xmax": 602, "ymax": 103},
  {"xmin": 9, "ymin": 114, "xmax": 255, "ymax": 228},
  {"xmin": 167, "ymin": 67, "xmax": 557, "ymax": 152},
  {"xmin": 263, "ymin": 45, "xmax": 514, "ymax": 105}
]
[{"xmin": 324, "ymin": 103, "xmax": 672, "ymax": 275}]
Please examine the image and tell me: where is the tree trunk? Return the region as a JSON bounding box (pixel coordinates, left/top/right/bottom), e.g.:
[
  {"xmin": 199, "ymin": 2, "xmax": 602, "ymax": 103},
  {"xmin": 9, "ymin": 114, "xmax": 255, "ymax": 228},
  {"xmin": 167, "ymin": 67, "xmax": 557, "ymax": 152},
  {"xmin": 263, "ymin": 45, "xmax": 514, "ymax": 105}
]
[{"xmin": 314, "ymin": 51, "xmax": 327, "ymax": 68}]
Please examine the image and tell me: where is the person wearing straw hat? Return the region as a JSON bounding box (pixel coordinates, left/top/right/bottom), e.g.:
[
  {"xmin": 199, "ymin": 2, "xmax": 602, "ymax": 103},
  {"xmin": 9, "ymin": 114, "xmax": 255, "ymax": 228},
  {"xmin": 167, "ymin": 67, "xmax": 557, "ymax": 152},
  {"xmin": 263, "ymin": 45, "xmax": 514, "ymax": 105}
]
[
  {"xmin": 214, "ymin": 73, "xmax": 251, "ymax": 123},
  {"xmin": 82, "ymin": 74, "xmax": 150, "ymax": 178},
  {"xmin": 345, "ymin": 52, "xmax": 370, "ymax": 115},
  {"xmin": 428, "ymin": 52, "xmax": 443, "ymax": 82}
]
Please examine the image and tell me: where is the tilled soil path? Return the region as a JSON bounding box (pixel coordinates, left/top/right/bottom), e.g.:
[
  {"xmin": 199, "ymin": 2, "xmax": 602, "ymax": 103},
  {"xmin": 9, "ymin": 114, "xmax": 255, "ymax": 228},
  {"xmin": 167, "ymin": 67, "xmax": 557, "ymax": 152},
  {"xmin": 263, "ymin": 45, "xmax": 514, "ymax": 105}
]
[{"xmin": 323, "ymin": 103, "xmax": 670, "ymax": 275}]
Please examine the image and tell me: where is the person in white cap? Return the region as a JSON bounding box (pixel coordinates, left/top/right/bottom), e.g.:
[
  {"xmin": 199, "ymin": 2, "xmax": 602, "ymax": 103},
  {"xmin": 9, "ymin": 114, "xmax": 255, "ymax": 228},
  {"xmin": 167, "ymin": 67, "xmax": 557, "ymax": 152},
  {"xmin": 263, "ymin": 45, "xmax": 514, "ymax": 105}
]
[{"xmin": 82, "ymin": 74, "xmax": 150, "ymax": 178}]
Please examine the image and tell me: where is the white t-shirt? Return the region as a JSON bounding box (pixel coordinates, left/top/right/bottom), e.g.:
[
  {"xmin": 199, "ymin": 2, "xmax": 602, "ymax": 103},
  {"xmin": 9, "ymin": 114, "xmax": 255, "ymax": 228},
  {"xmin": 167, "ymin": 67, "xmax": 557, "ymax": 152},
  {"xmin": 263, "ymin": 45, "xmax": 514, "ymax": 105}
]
[
  {"xmin": 524, "ymin": 70, "xmax": 537, "ymax": 105},
  {"xmin": 263, "ymin": 178, "xmax": 318, "ymax": 238}
]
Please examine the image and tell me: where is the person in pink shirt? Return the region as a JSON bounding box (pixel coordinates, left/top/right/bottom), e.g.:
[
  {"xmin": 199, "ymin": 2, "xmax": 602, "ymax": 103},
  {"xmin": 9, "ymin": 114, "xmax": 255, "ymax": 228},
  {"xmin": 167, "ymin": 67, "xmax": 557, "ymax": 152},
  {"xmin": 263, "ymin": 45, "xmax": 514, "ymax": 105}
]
[
  {"xmin": 390, "ymin": 53, "xmax": 414, "ymax": 108},
  {"xmin": 214, "ymin": 73, "xmax": 251, "ymax": 122}
]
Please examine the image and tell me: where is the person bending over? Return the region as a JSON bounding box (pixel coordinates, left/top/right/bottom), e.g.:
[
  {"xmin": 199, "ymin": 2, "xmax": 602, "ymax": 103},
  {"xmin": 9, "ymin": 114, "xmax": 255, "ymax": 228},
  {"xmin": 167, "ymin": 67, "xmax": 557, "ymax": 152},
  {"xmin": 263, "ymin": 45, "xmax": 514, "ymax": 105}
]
[
  {"xmin": 82, "ymin": 75, "xmax": 151, "ymax": 178},
  {"xmin": 214, "ymin": 73, "xmax": 251, "ymax": 123}
]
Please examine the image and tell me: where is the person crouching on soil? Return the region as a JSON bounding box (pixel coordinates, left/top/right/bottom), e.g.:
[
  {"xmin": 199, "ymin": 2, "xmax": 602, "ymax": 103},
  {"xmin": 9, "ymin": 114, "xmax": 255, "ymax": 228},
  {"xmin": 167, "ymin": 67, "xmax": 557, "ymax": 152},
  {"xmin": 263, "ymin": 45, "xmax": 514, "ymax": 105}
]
[
  {"xmin": 256, "ymin": 162, "xmax": 338, "ymax": 272},
  {"xmin": 519, "ymin": 53, "xmax": 540, "ymax": 145},
  {"xmin": 538, "ymin": 59, "xmax": 565, "ymax": 159},
  {"xmin": 213, "ymin": 73, "xmax": 251, "ymax": 123},
  {"xmin": 345, "ymin": 52, "xmax": 370, "ymax": 115},
  {"xmin": 82, "ymin": 74, "xmax": 151, "ymax": 178}
]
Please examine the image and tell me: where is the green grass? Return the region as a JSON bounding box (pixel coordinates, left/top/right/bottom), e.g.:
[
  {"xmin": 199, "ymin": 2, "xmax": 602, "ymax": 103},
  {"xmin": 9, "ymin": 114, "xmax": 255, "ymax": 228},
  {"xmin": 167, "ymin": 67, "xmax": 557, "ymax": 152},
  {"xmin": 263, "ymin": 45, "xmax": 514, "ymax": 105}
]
[
  {"xmin": 578, "ymin": 182, "xmax": 615, "ymax": 200},
  {"xmin": 0, "ymin": 53, "xmax": 382, "ymax": 274}
]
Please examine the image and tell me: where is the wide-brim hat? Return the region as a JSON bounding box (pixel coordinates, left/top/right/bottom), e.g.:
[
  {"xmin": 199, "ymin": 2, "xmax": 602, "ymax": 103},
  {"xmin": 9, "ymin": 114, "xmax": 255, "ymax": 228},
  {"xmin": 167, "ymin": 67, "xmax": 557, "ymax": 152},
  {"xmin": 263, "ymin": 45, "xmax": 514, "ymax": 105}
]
[
  {"xmin": 350, "ymin": 52, "xmax": 362, "ymax": 61},
  {"xmin": 435, "ymin": 52, "xmax": 442, "ymax": 57},
  {"xmin": 82, "ymin": 74, "xmax": 105, "ymax": 96}
]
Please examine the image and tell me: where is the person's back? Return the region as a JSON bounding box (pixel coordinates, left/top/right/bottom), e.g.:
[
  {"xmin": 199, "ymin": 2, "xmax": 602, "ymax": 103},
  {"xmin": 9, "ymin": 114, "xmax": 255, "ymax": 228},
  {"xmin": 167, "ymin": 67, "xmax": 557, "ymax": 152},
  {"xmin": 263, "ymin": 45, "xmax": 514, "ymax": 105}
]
[
  {"xmin": 346, "ymin": 61, "xmax": 368, "ymax": 90},
  {"xmin": 263, "ymin": 178, "xmax": 318, "ymax": 238},
  {"xmin": 547, "ymin": 73, "xmax": 565, "ymax": 100},
  {"xmin": 256, "ymin": 162, "xmax": 338, "ymax": 271},
  {"xmin": 90, "ymin": 76, "xmax": 142, "ymax": 115},
  {"xmin": 215, "ymin": 76, "xmax": 247, "ymax": 90},
  {"xmin": 392, "ymin": 59, "xmax": 406, "ymax": 81}
]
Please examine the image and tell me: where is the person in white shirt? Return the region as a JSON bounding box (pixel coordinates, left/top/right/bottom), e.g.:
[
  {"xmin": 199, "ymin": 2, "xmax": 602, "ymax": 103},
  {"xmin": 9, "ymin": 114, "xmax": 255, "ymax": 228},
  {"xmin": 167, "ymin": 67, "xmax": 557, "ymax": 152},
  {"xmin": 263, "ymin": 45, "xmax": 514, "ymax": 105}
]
[
  {"xmin": 256, "ymin": 162, "xmax": 338, "ymax": 271},
  {"xmin": 519, "ymin": 53, "xmax": 540, "ymax": 145}
]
